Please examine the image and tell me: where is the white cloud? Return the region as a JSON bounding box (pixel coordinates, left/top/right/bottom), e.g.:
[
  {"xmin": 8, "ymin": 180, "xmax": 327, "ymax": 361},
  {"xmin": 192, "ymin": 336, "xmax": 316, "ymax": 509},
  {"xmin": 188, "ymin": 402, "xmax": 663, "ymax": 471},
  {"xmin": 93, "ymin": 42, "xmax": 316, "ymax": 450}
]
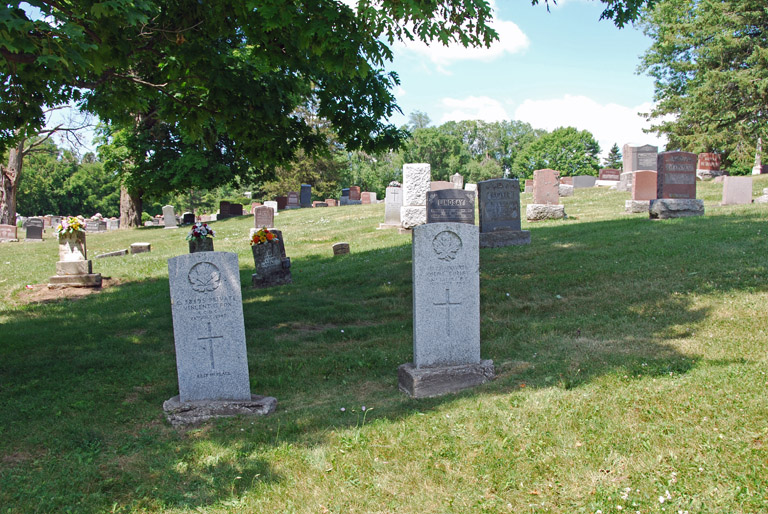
[
  {"xmin": 439, "ymin": 96, "xmax": 510, "ymax": 123},
  {"xmin": 513, "ymin": 95, "xmax": 667, "ymax": 157}
]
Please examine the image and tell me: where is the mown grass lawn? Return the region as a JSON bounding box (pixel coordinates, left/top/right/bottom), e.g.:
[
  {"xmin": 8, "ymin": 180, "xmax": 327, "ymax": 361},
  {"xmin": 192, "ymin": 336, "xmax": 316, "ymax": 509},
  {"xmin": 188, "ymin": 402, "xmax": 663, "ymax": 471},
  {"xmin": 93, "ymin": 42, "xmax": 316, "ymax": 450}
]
[{"xmin": 1, "ymin": 178, "xmax": 767, "ymax": 513}]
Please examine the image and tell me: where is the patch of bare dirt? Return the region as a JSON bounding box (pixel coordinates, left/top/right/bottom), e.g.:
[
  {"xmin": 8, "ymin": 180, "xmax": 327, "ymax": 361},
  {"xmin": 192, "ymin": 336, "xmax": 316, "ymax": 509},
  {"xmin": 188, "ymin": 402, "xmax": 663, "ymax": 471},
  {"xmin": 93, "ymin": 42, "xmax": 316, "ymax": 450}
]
[{"xmin": 14, "ymin": 278, "xmax": 121, "ymax": 305}]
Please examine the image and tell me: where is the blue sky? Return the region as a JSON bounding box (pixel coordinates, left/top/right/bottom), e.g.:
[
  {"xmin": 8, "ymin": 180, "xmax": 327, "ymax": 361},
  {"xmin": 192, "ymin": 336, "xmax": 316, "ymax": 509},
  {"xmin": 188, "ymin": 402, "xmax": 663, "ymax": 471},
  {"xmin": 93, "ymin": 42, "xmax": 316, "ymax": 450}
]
[{"xmin": 381, "ymin": 0, "xmax": 667, "ymax": 157}]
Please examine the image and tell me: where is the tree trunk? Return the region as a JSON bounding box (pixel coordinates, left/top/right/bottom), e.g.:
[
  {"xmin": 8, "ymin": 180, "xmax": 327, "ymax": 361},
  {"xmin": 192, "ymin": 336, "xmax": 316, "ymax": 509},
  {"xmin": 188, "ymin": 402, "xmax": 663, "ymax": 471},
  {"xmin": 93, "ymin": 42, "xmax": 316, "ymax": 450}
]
[
  {"xmin": 0, "ymin": 140, "xmax": 25, "ymax": 225},
  {"xmin": 120, "ymin": 184, "xmax": 143, "ymax": 228}
]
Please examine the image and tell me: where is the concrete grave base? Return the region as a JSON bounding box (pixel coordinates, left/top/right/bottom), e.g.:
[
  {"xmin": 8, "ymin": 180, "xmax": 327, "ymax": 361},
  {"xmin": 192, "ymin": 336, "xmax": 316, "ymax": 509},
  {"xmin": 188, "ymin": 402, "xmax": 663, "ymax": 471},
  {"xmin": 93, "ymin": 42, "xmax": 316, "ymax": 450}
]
[
  {"xmin": 398, "ymin": 360, "xmax": 495, "ymax": 398},
  {"xmin": 56, "ymin": 260, "xmax": 93, "ymax": 275},
  {"xmin": 163, "ymin": 394, "xmax": 277, "ymax": 427},
  {"xmin": 697, "ymin": 170, "xmax": 723, "ymax": 180},
  {"xmin": 625, "ymin": 200, "xmax": 651, "ymax": 213},
  {"xmin": 479, "ymin": 230, "xmax": 531, "ymax": 248},
  {"xmin": 754, "ymin": 190, "xmax": 768, "ymax": 204},
  {"xmin": 649, "ymin": 199, "xmax": 705, "ymax": 219},
  {"xmin": 48, "ymin": 273, "xmax": 102, "ymax": 288},
  {"xmin": 526, "ymin": 204, "xmax": 565, "ymax": 221},
  {"xmin": 558, "ymin": 184, "xmax": 574, "ymax": 197}
]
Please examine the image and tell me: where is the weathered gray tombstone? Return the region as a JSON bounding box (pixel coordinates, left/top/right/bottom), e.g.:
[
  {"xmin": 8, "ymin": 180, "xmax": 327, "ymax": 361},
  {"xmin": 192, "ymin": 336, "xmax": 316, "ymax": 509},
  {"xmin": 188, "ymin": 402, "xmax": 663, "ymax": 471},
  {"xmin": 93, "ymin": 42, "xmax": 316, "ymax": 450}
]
[
  {"xmin": 253, "ymin": 206, "xmax": 275, "ymax": 229},
  {"xmin": 379, "ymin": 185, "xmax": 403, "ymax": 229},
  {"xmin": 527, "ymin": 169, "xmax": 565, "ymax": 221},
  {"xmin": 24, "ymin": 217, "xmax": 44, "ymax": 241},
  {"xmin": 250, "ymin": 229, "xmax": 291, "ymax": 288},
  {"xmin": 106, "ymin": 219, "xmax": 120, "ymax": 230},
  {"xmin": 721, "ymin": 176, "xmax": 753, "ymax": 205},
  {"xmin": 48, "ymin": 230, "xmax": 102, "ymax": 288},
  {"xmin": 398, "ymin": 223, "xmax": 494, "ymax": 398},
  {"xmin": 426, "ymin": 189, "xmax": 475, "ymax": 225},
  {"xmin": 164, "ymin": 251, "xmax": 276, "ymax": 425},
  {"xmin": 572, "ymin": 175, "xmax": 597, "ymax": 188},
  {"xmin": 163, "ymin": 205, "xmax": 178, "ymax": 229},
  {"xmin": 450, "ymin": 173, "xmax": 464, "ymax": 189},
  {"xmin": 300, "ymin": 184, "xmax": 312, "ymax": 208},
  {"xmin": 400, "ymin": 163, "xmax": 431, "ymax": 229},
  {"xmin": 430, "ymin": 181, "xmax": 453, "ymax": 191},
  {"xmin": 286, "ymin": 192, "xmax": 300, "ymax": 209},
  {"xmin": 478, "ymin": 178, "xmax": 530, "ymax": 248}
]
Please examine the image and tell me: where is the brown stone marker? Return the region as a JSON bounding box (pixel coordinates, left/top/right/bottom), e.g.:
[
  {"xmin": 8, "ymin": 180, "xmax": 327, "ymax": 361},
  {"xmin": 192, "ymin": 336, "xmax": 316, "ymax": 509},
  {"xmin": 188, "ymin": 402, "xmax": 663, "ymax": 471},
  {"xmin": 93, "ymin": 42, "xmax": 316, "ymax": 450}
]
[
  {"xmin": 286, "ymin": 192, "xmax": 300, "ymax": 209},
  {"xmin": 430, "ymin": 181, "xmax": 453, "ymax": 191},
  {"xmin": 632, "ymin": 171, "xmax": 657, "ymax": 201},
  {"xmin": 599, "ymin": 168, "xmax": 621, "ymax": 181},
  {"xmin": 559, "ymin": 176, "xmax": 573, "ymax": 186},
  {"xmin": 657, "ymin": 151, "xmax": 698, "ymax": 199},
  {"xmin": 325, "ymin": 199, "xmax": 338, "ymax": 206},
  {"xmin": 361, "ymin": 192, "xmax": 372, "ymax": 204},
  {"xmin": 332, "ymin": 242, "xmax": 350, "ymax": 255},
  {"xmin": 698, "ymin": 153, "xmax": 721, "ymax": 172},
  {"xmin": 533, "ymin": 169, "xmax": 559, "ymax": 205},
  {"xmin": 276, "ymin": 196, "xmax": 288, "ymax": 210},
  {"xmin": 349, "ymin": 186, "xmax": 361, "ymax": 201},
  {"xmin": 0, "ymin": 224, "xmax": 17, "ymax": 241}
]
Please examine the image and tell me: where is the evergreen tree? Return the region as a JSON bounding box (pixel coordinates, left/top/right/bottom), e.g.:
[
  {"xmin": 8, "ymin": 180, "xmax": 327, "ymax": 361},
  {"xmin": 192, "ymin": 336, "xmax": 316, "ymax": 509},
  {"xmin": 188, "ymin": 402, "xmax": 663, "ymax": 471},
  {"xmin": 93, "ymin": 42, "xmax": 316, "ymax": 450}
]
[{"xmin": 604, "ymin": 143, "xmax": 623, "ymax": 169}]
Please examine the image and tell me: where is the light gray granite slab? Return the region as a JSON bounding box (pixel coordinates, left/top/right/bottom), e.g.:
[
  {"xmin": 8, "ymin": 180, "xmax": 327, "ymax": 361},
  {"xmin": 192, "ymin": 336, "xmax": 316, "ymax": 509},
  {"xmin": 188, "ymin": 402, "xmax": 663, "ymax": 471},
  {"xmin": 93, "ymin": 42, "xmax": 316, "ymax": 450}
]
[
  {"xmin": 167, "ymin": 252, "xmax": 251, "ymax": 402},
  {"xmin": 162, "ymin": 205, "xmax": 178, "ymax": 229}
]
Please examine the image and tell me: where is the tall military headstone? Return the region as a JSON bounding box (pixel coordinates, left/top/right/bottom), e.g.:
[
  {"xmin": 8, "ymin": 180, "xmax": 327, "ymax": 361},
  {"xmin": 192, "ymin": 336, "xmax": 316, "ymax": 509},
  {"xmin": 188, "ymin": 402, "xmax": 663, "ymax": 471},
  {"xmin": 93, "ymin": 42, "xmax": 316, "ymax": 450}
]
[
  {"xmin": 400, "ymin": 163, "xmax": 431, "ymax": 229},
  {"xmin": 164, "ymin": 252, "xmax": 276, "ymax": 425},
  {"xmin": 478, "ymin": 178, "xmax": 530, "ymax": 248},
  {"xmin": 398, "ymin": 223, "xmax": 494, "ymax": 398},
  {"xmin": 379, "ymin": 185, "xmax": 403, "ymax": 229}
]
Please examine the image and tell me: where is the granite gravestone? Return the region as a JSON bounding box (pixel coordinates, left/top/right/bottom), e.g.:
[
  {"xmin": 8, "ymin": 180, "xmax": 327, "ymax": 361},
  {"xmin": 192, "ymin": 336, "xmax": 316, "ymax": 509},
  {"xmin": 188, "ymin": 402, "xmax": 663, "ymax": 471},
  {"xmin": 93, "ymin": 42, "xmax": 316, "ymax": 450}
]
[
  {"xmin": 450, "ymin": 173, "xmax": 464, "ymax": 189},
  {"xmin": 379, "ymin": 185, "xmax": 402, "ymax": 229},
  {"xmin": 163, "ymin": 205, "xmax": 178, "ymax": 229},
  {"xmin": 253, "ymin": 206, "xmax": 275, "ymax": 229},
  {"xmin": 264, "ymin": 200, "xmax": 279, "ymax": 215},
  {"xmin": 0, "ymin": 224, "xmax": 18, "ymax": 241},
  {"xmin": 625, "ymin": 170, "xmax": 657, "ymax": 213},
  {"xmin": 430, "ymin": 181, "xmax": 453, "ymax": 191},
  {"xmin": 697, "ymin": 153, "xmax": 722, "ymax": 179},
  {"xmin": 300, "ymin": 184, "xmax": 312, "ymax": 208},
  {"xmin": 349, "ymin": 186, "xmax": 361, "ymax": 201},
  {"xmin": 599, "ymin": 169, "xmax": 621, "ymax": 181},
  {"xmin": 251, "ymin": 231, "xmax": 292, "ymax": 288},
  {"xmin": 25, "ymin": 217, "xmax": 44, "ymax": 241},
  {"xmin": 340, "ymin": 188, "xmax": 350, "ymax": 206},
  {"xmin": 286, "ymin": 192, "xmax": 300, "ymax": 209},
  {"xmin": 332, "ymin": 242, "xmax": 350, "ymax": 255},
  {"xmin": 361, "ymin": 192, "xmax": 377, "ymax": 204},
  {"xmin": 426, "ymin": 189, "xmax": 475, "ymax": 225},
  {"xmin": 524, "ymin": 179, "xmax": 533, "ymax": 193},
  {"xmin": 721, "ymin": 176, "xmax": 753, "ymax": 205},
  {"xmin": 478, "ymin": 178, "xmax": 530, "ymax": 248},
  {"xmin": 398, "ymin": 223, "xmax": 494, "ymax": 398},
  {"xmin": 325, "ymin": 199, "xmax": 338, "ymax": 207},
  {"xmin": 528, "ymin": 169, "xmax": 565, "ymax": 221},
  {"xmin": 275, "ymin": 196, "xmax": 288, "ymax": 210},
  {"xmin": 623, "ymin": 144, "xmax": 658, "ymax": 172},
  {"xmin": 752, "ymin": 137, "xmax": 763, "ymax": 175},
  {"xmin": 657, "ymin": 151, "xmax": 698, "ymax": 199},
  {"xmin": 49, "ymin": 230, "xmax": 102, "ymax": 288},
  {"xmin": 218, "ymin": 201, "xmax": 231, "ymax": 219},
  {"xmin": 164, "ymin": 251, "xmax": 276, "ymax": 425},
  {"xmin": 559, "ymin": 177, "xmax": 573, "ymax": 186},
  {"xmin": 401, "ymin": 163, "xmax": 431, "ymax": 229},
  {"xmin": 106, "ymin": 219, "xmax": 120, "ymax": 230},
  {"xmin": 572, "ymin": 175, "xmax": 597, "ymax": 188},
  {"xmin": 182, "ymin": 212, "xmax": 195, "ymax": 225}
]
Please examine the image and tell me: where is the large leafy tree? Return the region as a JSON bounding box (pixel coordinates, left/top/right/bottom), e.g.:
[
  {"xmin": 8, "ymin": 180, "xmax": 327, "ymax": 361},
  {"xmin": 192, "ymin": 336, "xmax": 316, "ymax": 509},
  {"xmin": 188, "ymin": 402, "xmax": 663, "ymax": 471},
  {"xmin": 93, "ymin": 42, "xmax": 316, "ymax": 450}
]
[
  {"xmin": 639, "ymin": 0, "xmax": 768, "ymax": 169},
  {"xmin": 511, "ymin": 126, "xmax": 601, "ymax": 178},
  {"xmin": 402, "ymin": 127, "xmax": 471, "ymax": 181},
  {"xmin": 2, "ymin": 0, "xmax": 654, "ymax": 226}
]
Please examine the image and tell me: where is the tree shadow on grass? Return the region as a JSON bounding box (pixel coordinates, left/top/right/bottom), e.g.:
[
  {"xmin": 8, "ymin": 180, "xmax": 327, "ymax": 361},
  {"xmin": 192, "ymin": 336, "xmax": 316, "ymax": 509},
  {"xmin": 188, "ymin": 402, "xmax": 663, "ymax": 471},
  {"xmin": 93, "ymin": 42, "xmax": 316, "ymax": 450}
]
[{"xmin": 0, "ymin": 211, "xmax": 765, "ymax": 511}]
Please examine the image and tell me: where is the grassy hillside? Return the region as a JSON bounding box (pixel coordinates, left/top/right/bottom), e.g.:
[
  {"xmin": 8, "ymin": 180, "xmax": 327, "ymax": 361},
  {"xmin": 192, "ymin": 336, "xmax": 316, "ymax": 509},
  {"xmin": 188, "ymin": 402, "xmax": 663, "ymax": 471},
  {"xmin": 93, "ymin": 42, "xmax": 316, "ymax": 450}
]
[{"xmin": 1, "ymin": 178, "xmax": 767, "ymax": 513}]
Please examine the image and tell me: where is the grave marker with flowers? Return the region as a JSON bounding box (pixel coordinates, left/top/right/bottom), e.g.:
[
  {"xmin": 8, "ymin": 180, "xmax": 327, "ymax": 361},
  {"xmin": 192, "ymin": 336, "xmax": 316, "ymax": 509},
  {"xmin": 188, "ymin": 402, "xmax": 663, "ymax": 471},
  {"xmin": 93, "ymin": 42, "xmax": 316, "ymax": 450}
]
[
  {"xmin": 187, "ymin": 223, "xmax": 215, "ymax": 253},
  {"xmin": 48, "ymin": 216, "xmax": 102, "ymax": 288},
  {"xmin": 250, "ymin": 227, "xmax": 291, "ymax": 288}
]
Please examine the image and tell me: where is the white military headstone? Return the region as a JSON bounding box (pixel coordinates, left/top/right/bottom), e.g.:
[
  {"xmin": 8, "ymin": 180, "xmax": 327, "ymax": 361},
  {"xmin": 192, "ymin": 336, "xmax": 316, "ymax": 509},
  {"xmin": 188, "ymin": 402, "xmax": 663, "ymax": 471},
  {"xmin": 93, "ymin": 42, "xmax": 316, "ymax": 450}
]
[{"xmin": 162, "ymin": 205, "xmax": 178, "ymax": 229}]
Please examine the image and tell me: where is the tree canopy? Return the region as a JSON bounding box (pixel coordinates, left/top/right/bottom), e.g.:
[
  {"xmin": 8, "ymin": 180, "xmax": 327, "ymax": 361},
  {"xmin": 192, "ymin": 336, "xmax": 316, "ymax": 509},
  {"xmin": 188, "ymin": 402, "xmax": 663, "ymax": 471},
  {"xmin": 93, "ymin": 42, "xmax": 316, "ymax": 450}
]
[
  {"xmin": 511, "ymin": 127, "xmax": 601, "ymax": 177},
  {"xmin": 639, "ymin": 0, "xmax": 768, "ymax": 170}
]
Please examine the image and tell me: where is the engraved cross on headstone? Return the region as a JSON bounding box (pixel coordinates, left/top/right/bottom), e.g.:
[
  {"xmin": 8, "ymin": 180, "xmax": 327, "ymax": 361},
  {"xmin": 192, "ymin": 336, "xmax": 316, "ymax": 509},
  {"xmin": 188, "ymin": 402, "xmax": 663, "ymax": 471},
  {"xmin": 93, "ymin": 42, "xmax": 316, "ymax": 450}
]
[
  {"xmin": 433, "ymin": 288, "xmax": 462, "ymax": 337},
  {"xmin": 197, "ymin": 321, "xmax": 224, "ymax": 369}
]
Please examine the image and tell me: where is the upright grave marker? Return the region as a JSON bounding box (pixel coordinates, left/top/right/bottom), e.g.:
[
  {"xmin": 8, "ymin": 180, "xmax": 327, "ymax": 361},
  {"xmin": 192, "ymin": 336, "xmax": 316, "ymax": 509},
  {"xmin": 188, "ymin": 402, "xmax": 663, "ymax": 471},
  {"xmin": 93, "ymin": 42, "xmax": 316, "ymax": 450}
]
[
  {"xmin": 264, "ymin": 200, "xmax": 279, "ymax": 215},
  {"xmin": 250, "ymin": 229, "xmax": 292, "ymax": 288},
  {"xmin": 650, "ymin": 151, "xmax": 704, "ymax": 219},
  {"xmin": 721, "ymin": 176, "xmax": 753, "ymax": 205},
  {"xmin": 286, "ymin": 192, "xmax": 300, "ymax": 209},
  {"xmin": 478, "ymin": 178, "xmax": 530, "ymax": 248},
  {"xmin": 752, "ymin": 137, "xmax": 764, "ymax": 175},
  {"xmin": 697, "ymin": 153, "xmax": 723, "ymax": 180},
  {"xmin": 164, "ymin": 252, "xmax": 276, "ymax": 425},
  {"xmin": 0, "ymin": 224, "xmax": 18, "ymax": 242},
  {"xmin": 349, "ymin": 186, "xmax": 361, "ymax": 201},
  {"xmin": 379, "ymin": 185, "xmax": 403, "ymax": 229},
  {"xmin": 24, "ymin": 217, "xmax": 44, "ymax": 241},
  {"xmin": 626, "ymin": 170, "xmax": 657, "ymax": 213},
  {"xmin": 430, "ymin": 181, "xmax": 453, "ymax": 191},
  {"xmin": 450, "ymin": 173, "xmax": 464, "ymax": 189},
  {"xmin": 340, "ymin": 188, "xmax": 350, "ymax": 206},
  {"xmin": 48, "ymin": 220, "xmax": 102, "ymax": 288},
  {"xmin": 426, "ymin": 189, "xmax": 475, "ymax": 225},
  {"xmin": 300, "ymin": 184, "xmax": 312, "ymax": 208},
  {"xmin": 253, "ymin": 206, "xmax": 275, "ymax": 228},
  {"xmin": 527, "ymin": 169, "xmax": 565, "ymax": 221},
  {"xmin": 163, "ymin": 205, "xmax": 178, "ymax": 229},
  {"xmin": 620, "ymin": 144, "xmax": 658, "ymax": 192},
  {"xmin": 398, "ymin": 223, "xmax": 494, "ymax": 398},
  {"xmin": 400, "ymin": 163, "xmax": 431, "ymax": 229}
]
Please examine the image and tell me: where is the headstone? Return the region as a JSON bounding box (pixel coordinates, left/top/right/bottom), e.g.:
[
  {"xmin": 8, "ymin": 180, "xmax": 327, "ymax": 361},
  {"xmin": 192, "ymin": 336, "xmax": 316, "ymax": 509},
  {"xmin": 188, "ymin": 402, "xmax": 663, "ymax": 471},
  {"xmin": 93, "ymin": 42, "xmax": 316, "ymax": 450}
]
[
  {"xmin": 250, "ymin": 202, "xmax": 261, "ymax": 214},
  {"xmin": 450, "ymin": 173, "xmax": 464, "ymax": 189},
  {"xmin": 314, "ymin": 202, "xmax": 328, "ymax": 207},
  {"xmin": 426, "ymin": 189, "xmax": 475, "ymax": 225},
  {"xmin": 162, "ymin": 205, "xmax": 178, "ymax": 229},
  {"xmin": 598, "ymin": 168, "xmax": 621, "ymax": 181},
  {"xmin": 95, "ymin": 249, "xmax": 128, "ymax": 259},
  {"xmin": 524, "ymin": 180, "xmax": 533, "ymax": 193},
  {"xmin": 130, "ymin": 242, "xmax": 151, "ymax": 254},
  {"xmin": 398, "ymin": 223, "xmax": 494, "ymax": 398},
  {"xmin": 48, "ymin": 229, "xmax": 102, "ymax": 288},
  {"xmin": 0, "ymin": 224, "xmax": 18, "ymax": 242},
  {"xmin": 559, "ymin": 176, "xmax": 573, "ymax": 186},
  {"xmin": 228, "ymin": 204, "xmax": 243, "ymax": 217},
  {"xmin": 430, "ymin": 181, "xmax": 453, "ymax": 191},
  {"xmin": 657, "ymin": 151, "xmax": 698, "ymax": 199},
  {"xmin": 532, "ymin": 169, "xmax": 559, "ymax": 205},
  {"xmin": 361, "ymin": 192, "xmax": 377, "ymax": 204},
  {"xmin": 332, "ymin": 242, "xmax": 350, "ymax": 255},
  {"xmin": 623, "ymin": 144, "xmax": 658, "ymax": 172},
  {"xmin": 559, "ymin": 184, "xmax": 574, "ymax": 197},
  {"xmin": 43, "ymin": 215, "xmax": 52, "ymax": 227},
  {"xmin": 464, "ymin": 183, "xmax": 478, "ymax": 196},
  {"xmin": 106, "ymin": 219, "xmax": 120, "ymax": 230},
  {"xmin": 478, "ymin": 178, "xmax": 530, "ymax": 248},
  {"xmin": 400, "ymin": 163, "xmax": 431, "ymax": 229},
  {"xmin": 50, "ymin": 216, "xmax": 61, "ymax": 227},
  {"xmin": 618, "ymin": 171, "xmax": 634, "ymax": 193},
  {"xmin": 572, "ymin": 175, "xmax": 597, "ymax": 188},
  {"xmin": 752, "ymin": 137, "xmax": 763, "ymax": 175},
  {"xmin": 182, "ymin": 212, "xmax": 195, "ymax": 225},
  {"xmin": 349, "ymin": 186, "xmax": 361, "ymax": 201},
  {"xmin": 275, "ymin": 196, "xmax": 288, "ymax": 210},
  {"xmin": 199, "ymin": 214, "xmax": 211, "ymax": 222},
  {"xmin": 626, "ymin": 170, "xmax": 657, "ymax": 213},
  {"xmin": 286, "ymin": 192, "xmax": 300, "ymax": 209},
  {"xmin": 164, "ymin": 251, "xmax": 276, "ymax": 425},
  {"xmin": 253, "ymin": 206, "xmax": 275, "ymax": 228},
  {"xmin": 721, "ymin": 176, "xmax": 753, "ymax": 205},
  {"xmin": 250, "ymin": 229, "xmax": 291, "ymax": 288},
  {"xmin": 300, "ymin": 184, "xmax": 312, "ymax": 208},
  {"xmin": 218, "ymin": 201, "xmax": 231, "ymax": 219},
  {"xmin": 324, "ymin": 199, "xmax": 338, "ymax": 207},
  {"xmin": 379, "ymin": 185, "xmax": 403, "ymax": 229},
  {"xmin": 25, "ymin": 217, "xmax": 44, "ymax": 241},
  {"xmin": 697, "ymin": 153, "xmax": 723, "ymax": 179},
  {"xmin": 264, "ymin": 201, "xmax": 279, "ymax": 215}
]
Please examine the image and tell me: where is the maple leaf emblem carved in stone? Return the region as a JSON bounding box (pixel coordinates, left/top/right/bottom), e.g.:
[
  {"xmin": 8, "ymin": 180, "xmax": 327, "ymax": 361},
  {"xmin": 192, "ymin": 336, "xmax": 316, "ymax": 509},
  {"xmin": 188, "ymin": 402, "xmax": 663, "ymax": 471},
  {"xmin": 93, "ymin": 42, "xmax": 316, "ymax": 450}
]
[
  {"xmin": 432, "ymin": 231, "xmax": 462, "ymax": 261},
  {"xmin": 188, "ymin": 262, "xmax": 222, "ymax": 292}
]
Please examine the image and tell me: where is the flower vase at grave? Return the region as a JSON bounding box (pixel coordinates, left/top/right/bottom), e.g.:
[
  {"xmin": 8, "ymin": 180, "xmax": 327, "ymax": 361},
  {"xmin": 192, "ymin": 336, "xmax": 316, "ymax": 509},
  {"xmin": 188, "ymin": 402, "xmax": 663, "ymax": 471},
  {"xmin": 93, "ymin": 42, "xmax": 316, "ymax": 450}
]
[
  {"xmin": 58, "ymin": 231, "xmax": 87, "ymax": 261},
  {"xmin": 189, "ymin": 237, "xmax": 214, "ymax": 253}
]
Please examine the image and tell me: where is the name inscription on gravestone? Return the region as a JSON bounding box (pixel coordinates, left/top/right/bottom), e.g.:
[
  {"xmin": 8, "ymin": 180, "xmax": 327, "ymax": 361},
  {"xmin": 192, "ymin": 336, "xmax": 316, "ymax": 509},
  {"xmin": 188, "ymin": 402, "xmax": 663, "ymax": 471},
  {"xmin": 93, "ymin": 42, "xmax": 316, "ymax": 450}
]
[
  {"xmin": 426, "ymin": 189, "xmax": 475, "ymax": 225},
  {"xmin": 168, "ymin": 252, "xmax": 251, "ymax": 402},
  {"xmin": 478, "ymin": 178, "xmax": 521, "ymax": 232}
]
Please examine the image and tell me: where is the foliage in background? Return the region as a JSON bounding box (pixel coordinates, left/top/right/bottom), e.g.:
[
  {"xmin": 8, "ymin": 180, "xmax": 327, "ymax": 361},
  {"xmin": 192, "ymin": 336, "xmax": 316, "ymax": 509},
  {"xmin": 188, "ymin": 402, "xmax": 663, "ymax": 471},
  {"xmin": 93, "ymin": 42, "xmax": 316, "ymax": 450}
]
[
  {"xmin": 603, "ymin": 142, "xmax": 623, "ymax": 169},
  {"xmin": 511, "ymin": 126, "xmax": 601, "ymax": 178},
  {"xmin": 639, "ymin": 0, "xmax": 768, "ymax": 170}
]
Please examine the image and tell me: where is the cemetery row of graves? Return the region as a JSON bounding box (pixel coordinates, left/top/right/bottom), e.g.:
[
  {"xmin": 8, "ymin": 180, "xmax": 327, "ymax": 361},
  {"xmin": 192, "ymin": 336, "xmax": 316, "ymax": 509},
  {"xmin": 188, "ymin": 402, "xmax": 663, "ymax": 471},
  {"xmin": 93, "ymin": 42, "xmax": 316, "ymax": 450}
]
[{"xmin": 1, "ymin": 144, "xmax": 767, "ymax": 512}]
